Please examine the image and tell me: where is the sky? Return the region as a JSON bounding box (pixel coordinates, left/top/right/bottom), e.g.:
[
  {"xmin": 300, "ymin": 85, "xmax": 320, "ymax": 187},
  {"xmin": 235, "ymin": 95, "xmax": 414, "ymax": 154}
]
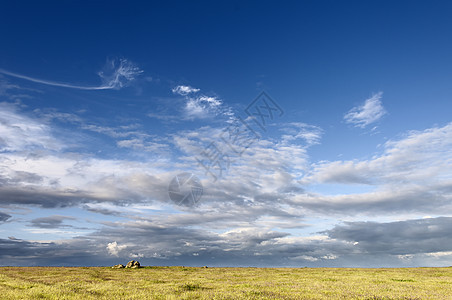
[{"xmin": 0, "ymin": 0, "xmax": 452, "ymax": 267}]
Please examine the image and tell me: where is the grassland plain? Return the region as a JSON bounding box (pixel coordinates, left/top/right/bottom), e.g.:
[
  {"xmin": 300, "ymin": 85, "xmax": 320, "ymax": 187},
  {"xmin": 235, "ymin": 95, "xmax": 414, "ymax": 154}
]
[{"xmin": 0, "ymin": 266, "xmax": 451, "ymax": 299}]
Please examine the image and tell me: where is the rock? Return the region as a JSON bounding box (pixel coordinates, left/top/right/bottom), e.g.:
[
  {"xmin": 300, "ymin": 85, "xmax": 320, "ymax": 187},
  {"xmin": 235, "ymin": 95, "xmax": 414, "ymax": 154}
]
[
  {"xmin": 203, "ymin": 266, "xmax": 208, "ymax": 268},
  {"xmin": 125, "ymin": 260, "xmax": 140, "ymax": 268},
  {"xmin": 113, "ymin": 260, "xmax": 141, "ymax": 269},
  {"xmin": 112, "ymin": 264, "xmax": 125, "ymax": 268}
]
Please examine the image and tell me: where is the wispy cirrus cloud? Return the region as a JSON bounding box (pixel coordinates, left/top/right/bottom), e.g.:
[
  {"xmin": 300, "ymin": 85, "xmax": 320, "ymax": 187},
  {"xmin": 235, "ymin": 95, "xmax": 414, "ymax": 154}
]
[
  {"xmin": 344, "ymin": 92, "xmax": 386, "ymax": 128},
  {"xmin": 0, "ymin": 58, "xmax": 142, "ymax": 90},
  {"xmin": 171, "ymin": 85, "xmax": 200, "ymax": 95}
]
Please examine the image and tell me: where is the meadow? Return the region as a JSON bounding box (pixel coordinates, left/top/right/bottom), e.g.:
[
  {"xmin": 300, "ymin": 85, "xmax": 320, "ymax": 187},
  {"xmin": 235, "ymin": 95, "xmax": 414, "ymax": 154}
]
[{"xmin": 0, "ymin": 266, "xmax": 451, "ymax": 299}]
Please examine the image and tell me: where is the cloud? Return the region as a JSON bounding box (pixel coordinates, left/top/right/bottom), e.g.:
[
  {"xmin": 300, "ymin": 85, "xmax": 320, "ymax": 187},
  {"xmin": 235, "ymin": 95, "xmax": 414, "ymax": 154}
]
[
  {"xmin": 0, "ymin": 212, "xmax": 11, "ymax": 223},
  {"xmin": 116, "ymin": 138, "xmax": 169, "ymax": 153},
  {"xmin": 0, "ymin": 237, "xmax": 115, "ymax": 266},
  {"xmin": 291, "ymin": 121, "xmax": 452, "ymax": 214},
  {"xmin": 0, "ymin": 77, "xmax": 20, "ymax": 95},
  {"xmin": 171, "ymin": 85, "xmax": 230, "ymax": 119},
  {"xmin": 172, "ymin": 85, "xmax": 200, "ymax": 95},
  {"xmin": 0, "ymin": 58, "xmax": 142, "ymax": 90},
  {"xmin": 280, "ymin": 123, "xmax": 323, "ymax": 146},
  {"xmin": 304, "ymin": 122, "xmax": 452, "ymax": 185},
  {"xmin": 0, "ymin": 186, "xmax": 98, "ymax": 208},
  {"xmin": 106, "ymin": 241, "xmax": 127, "ymax": 257},
  {"xmin": 184, "ymin": 95, "xmax": 223, "ymax": 119},
  {"xmin": 2, "ymin": 203, "xmax": 452, "ymax": 267},
  {"xmin": 344, "ymin": 92, "xmax": 386, "ymax": 128},
  {"xmin": 97, "ymin": 58, "xmax": 143, "ymax": 90},
  {"xmin": 2, "ymin": 94, "xmax": 451, "ymax": 268},
  {"xmin": 0, "ymin": 102, "xmax": 61, "ymax": 151},
  {"xmin": 30, "ymin": 215, "xmax": 75, "ymax": 228},
  {"xmin": 326, "ymin": 217, "xmax": 452, "ymax": 256},
  {"xmin": 2, "ymin": 100, "xmax": 450, "ymax": 220}
]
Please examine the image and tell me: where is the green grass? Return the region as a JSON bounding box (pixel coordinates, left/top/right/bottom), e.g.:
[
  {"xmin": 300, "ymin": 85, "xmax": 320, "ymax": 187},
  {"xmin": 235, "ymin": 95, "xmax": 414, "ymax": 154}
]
[{"xmin": 0, "ymin": 266, "xmax": 451, "ymax": 299}]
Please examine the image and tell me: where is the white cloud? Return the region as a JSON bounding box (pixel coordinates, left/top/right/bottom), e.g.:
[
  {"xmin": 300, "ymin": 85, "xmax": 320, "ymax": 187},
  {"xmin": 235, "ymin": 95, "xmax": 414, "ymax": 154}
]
[
  {"xmin": 116, "ymin": 138, "xmax": 169, "ymax": 153},
  {"xmin": 304, "ymin": 122, "xmax": 452, "ymax": 186},
  {"xmin": 281, "ymin": 123, "xmax": 323, "ymax": 146},
  {"xmin": 106, "ymin": 241, "xmax": 127, "ymax": 257},
  {"xmin": 172, "ymin": 85, "xmax": 200, "ymax": 95},
  {"xmin": 184, "ymin": 95, "xmax": 223, "ymax": 119},
  {"xmin": 0, "ymin": 102, "xmax": 61, "ymax": 151},
  {"xmin": 425, "ymin": 251, "xmax": 452, "ymax": 258},
  {"xmin": 344, "ymin": 92, "xmax": 386, "ymax": 128},
  {"xmin": 295, "ymin": 122, "xmax": 452, "ymax": 215},
  {"xmin": 171, "ymin": 85, "xmax": 231, "ymax": 119},
  {"xmin": 291, "ymin": 255, "xmax": 319, "ymax": 262},
  {"xmin": 129, "ymin": 252, "xmax": 144, "ymax": 258}
]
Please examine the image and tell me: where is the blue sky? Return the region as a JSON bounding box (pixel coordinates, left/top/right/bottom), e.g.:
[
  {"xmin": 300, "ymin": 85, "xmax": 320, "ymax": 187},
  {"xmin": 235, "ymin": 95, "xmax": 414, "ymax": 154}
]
[{"xmin": 1, "ymin": 0, "xmax": 452, "ymax": 267}]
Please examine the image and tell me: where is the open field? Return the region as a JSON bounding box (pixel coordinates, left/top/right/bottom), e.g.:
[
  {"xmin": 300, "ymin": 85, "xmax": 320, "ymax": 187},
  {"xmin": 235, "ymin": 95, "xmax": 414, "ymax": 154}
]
[{"xmin": 0, "ymin": 266, "xmax": 451, "ymax": 299}]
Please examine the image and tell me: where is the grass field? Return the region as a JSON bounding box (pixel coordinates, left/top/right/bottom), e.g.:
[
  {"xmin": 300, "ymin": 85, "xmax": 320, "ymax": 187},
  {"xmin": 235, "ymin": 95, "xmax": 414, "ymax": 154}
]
[{"xmin": 0, "ymin": 266, "xmax": 451, "ymax": 299}]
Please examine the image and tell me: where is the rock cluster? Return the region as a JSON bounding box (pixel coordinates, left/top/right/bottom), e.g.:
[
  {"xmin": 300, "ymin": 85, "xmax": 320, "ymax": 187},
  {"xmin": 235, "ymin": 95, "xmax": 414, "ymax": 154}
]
[
  {"xmin": 111, "ymin": 260, "xmax": 141, "ymax": 269},
  {"xmin": 126, "ymin": 260, "xmax": 141, "ymax": 268}
]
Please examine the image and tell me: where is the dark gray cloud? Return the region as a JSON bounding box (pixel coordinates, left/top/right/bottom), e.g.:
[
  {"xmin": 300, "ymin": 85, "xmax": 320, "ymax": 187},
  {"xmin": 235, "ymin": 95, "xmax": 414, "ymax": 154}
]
[
  {"xmin": 2, "ymin": 217, "xmax": 452, "ymax": 267},
  {"xmin": 0, "ymin": 187, "xmax": 95, "ymax": 208},
  {"xmin": 82, "ymin": 204, "xmax": 122, "ymax": 216},
  {"xmin": 0, "ymin": 211, "xmax": 11, "ymax": 222},
  {"xmin": 0, "ymin": 237, "xmax": 111, "ymax": 267},
  {"xmin": 326, "ymin": 217, "xmax": 452, "ymax": 255},
  {"xmin": 30, "ymin": 215, "xmax": 75, "ymax": 228},
  {"xmin": 0, "ymin": 171, "xmax": 43, "ymax": 185},
  {"xmin": 290, "ymin": 185, "xmax": 452, "ymax": 216}
]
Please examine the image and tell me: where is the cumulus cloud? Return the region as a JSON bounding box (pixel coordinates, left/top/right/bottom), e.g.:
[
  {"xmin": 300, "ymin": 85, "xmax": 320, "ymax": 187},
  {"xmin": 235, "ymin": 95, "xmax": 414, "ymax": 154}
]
[
  {"xmin": 344, "ymin": 92, "xmax": 386, "ymax": 128},
  {"xmin": 106, "ymin": 241, "xmax": 128, "ymax": 257},
  {"xmin": 0, "ymin": 58, "xmax": 142, "ymax": 90}
]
